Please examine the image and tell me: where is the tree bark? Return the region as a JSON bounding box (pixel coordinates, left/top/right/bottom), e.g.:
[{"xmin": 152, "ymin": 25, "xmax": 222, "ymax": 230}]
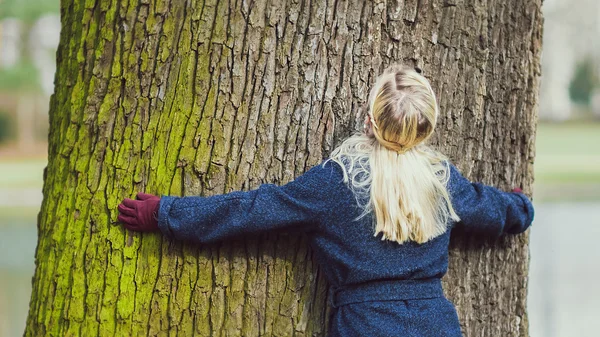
[{"xmin": 26, "ymin": 0, "xmax": 542, "ymax": 336}]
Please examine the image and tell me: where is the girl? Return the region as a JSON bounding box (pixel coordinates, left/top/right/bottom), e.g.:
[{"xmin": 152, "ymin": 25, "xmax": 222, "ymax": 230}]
[{"xmin": 118, "ymin": 65, "xmax": 534, "ymax": 336}]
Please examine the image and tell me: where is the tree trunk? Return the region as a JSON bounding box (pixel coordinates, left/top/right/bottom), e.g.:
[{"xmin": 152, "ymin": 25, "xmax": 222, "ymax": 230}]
[{"xmin": 26, "ymin": 0, "xmax": 542, "ymax": 336}]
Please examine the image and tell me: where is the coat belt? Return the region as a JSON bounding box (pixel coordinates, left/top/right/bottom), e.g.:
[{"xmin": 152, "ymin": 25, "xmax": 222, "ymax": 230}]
[{"xmin": 328, "ymin": 278, "xmax": 444, "ymax": 308}]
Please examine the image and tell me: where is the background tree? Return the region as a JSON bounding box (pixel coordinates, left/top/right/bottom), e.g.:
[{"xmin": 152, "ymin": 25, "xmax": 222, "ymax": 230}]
[
  {"xmin": 25, "ymin": 0, "xmax": 542, "ymax": 336},
  {"xmin": 0, "ymin": 0, "xmax": 60, "ymax": 151}
]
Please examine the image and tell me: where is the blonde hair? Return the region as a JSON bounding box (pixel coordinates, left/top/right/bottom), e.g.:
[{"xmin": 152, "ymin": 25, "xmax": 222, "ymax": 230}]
[{"xmin": 328, "ymin": 65, "xmax": 460, "ymax": 244}]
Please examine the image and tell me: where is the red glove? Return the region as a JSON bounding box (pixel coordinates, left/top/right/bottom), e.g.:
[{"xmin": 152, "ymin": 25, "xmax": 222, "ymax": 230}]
[{"xmin": 117, "ymin": 193, "xmax": 161, "ymax": 232}]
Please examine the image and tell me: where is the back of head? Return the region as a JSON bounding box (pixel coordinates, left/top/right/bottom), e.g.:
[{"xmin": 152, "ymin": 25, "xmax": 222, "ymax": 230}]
[
  {"xmin": 368, "ymin": 65, "xmax": 437, "ymax": 153},
  {"xmin": 329, "ymin": 65, "xmax": 459, "ymax": 244}
]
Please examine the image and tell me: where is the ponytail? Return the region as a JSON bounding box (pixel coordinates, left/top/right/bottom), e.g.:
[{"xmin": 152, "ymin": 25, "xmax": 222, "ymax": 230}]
[{"xmin": 328, "ymin": 135, "xmax": 459, "ymax": 244}]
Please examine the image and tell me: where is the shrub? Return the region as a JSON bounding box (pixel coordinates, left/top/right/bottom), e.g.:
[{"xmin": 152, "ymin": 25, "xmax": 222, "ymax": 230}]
[
  {"xmin": 0, "ymin": 112, "xmax": 14, "ymax": 143},
  {"xmin": 569, "ymin": 57, "xmax": 599, "ymax": 106}
]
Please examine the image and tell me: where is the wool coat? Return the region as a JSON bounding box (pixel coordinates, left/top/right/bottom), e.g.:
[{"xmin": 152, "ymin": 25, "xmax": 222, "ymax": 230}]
[{"xmin": 157, "ymin": 161, "xmax": 534, "ymax": 336}]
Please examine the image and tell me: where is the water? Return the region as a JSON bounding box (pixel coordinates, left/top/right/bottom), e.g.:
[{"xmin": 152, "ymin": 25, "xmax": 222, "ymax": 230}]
[
  {"xmin": 528, "ymin": 202, "xmax": 600, "ymax": 337},
  {"xmin": 0, "ymin": 213, "xmax": 37, "ymax": 337},
  {"xmin": 0, "ymin": 203, "xmax": 598, "ymax": 336}
]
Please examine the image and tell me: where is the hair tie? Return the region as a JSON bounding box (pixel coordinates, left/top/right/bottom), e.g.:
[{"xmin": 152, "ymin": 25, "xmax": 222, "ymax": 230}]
[{"xmin": 373, "ymin": 133, "xmax": 413, "ymax": 154}]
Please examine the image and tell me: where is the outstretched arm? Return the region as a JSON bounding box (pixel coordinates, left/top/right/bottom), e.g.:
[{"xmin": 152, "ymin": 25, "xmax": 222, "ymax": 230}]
[
  {"xmin": 448, "ymin": 163, "xmax": 534, "ymax": 237},
  {"xmin": 119, "ymin": 163, "xmax": 339, "ymax": 244}
]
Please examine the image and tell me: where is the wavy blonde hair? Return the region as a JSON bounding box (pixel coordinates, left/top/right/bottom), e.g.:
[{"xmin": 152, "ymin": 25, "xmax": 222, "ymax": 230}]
[{"xmin": 328, "ymin": 65, "xmax": 460, "ymax": 244}]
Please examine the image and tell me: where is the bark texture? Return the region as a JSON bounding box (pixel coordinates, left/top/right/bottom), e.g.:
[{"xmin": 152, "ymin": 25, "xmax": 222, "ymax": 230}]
[{"xmin": 26, "ymin": 0, "xmax": 542, "ymax": 336}]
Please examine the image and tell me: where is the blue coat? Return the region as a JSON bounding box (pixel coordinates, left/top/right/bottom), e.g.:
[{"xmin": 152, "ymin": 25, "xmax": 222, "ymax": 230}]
[{"xmin": 157, "ymin": 161, "xmax": 534, "ymax": 336}]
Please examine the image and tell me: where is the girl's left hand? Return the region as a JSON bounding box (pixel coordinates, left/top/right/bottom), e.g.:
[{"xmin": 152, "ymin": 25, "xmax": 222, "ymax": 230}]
[{"xmin": 117, "ymin": 193, "xmax": 161, "ymax": 232}]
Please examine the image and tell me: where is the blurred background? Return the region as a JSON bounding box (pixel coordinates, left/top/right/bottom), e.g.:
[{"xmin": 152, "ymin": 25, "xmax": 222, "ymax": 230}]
[{"xmin": 0, "ymin": 0, "xmax": 598, "ymax": 336}]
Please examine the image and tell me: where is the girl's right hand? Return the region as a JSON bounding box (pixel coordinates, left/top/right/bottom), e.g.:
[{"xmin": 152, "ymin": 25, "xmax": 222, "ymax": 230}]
[{"xmin": 117, "ymin": 193, "xmax": 161, "ymax": 232}]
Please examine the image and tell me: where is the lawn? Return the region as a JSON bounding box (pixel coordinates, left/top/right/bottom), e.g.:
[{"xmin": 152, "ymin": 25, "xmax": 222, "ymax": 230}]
[
  {"xmin": 0, "ymin": 158, "xmax": 46, "ymax": 223},
  {"xmin": 0, "ymin": 159, "xmax": 46, "ymax": 189},
  {"xmin": 534, "ymin": 121, "xmax": 600, "ymax": 201}
]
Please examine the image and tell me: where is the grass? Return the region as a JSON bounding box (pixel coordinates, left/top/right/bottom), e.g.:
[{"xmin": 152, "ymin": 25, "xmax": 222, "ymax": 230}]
[
  {"xmin": 0, "ymin": 158, "xmax": 45, "ymax": 224},
  {"xmin": 0, "ymin": 159, "xmax": 46, "ymax": 188},
  {"xmin": 534, "ymin": 121, "xmax": 600, "ymax": 201},
  {"xmin": 0, "ymin": 206, "xmax": 40, "ymax": 226}
]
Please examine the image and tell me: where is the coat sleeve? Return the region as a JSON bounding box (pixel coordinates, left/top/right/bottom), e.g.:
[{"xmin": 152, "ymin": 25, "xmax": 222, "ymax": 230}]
[
  {"xmin": 156, "ymin": 163, "xmax": 339, "ymax": 244},
  {"xmin": 447, "ymin": 163, "xmax": 534, "ymax": 237}
]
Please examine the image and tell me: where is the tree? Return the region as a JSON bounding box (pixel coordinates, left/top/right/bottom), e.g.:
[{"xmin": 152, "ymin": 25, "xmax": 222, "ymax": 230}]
[{"xmin": 25, "ymin": 0, "xmax": 542, "ymax": 336}]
